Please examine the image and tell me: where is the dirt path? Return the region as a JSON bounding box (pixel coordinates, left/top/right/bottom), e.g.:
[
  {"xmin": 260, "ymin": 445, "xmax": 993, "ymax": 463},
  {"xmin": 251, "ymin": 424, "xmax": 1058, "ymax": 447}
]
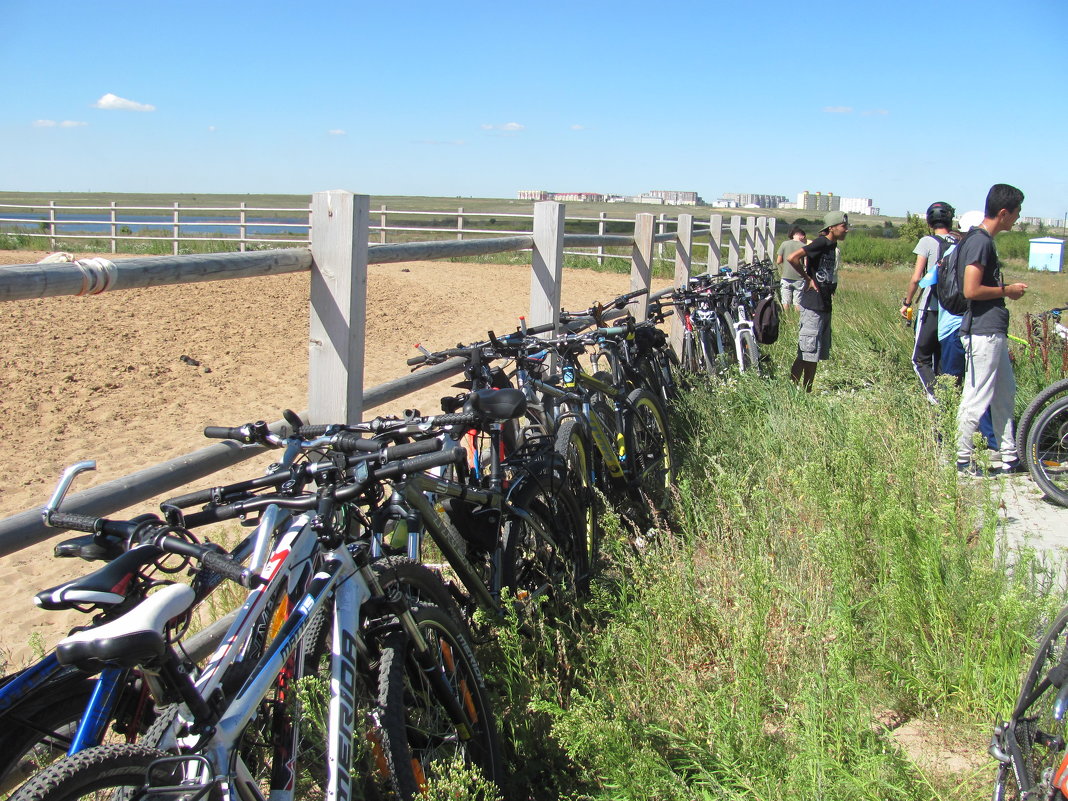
[{"xmin": 0, "ymin": 249, "xmax": 669, "ymax": 665}]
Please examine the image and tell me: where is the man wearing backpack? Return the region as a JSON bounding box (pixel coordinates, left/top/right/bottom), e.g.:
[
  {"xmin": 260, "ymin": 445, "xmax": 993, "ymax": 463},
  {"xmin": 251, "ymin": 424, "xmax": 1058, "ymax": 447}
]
[
  {"xmin": 786, "ymin": 210, "xmax": 849, "ymax": 391},
  {"xmin": 955, "ymin": 184, "xmax": 1028, "ymax": 476},
  {"xmin": 901, "ymin": 202, "xmax": 955, "ymax": 402}
]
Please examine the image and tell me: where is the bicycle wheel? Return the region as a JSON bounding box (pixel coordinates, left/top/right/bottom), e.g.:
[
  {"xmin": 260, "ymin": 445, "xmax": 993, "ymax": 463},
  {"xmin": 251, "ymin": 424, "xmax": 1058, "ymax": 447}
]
[
  {"xmin": 501, "ymin": 476, "xmax": 587, "ymax": 603},
  {"xmin": 553, "ymin": 418, "xmax": 598, "ymax": 581},
  {"xmin": 738, "ymin": 331, "xmax": 760, "ymax": 375},
  {"xmin": 679, "ymin": 332, "xmax": 699, "ymax": 374},
  {"xmin": 371, "ymin": 556, "xmax": 469, "ymax": 637},
  {"xmin": 1026, "ymin": 395, "xmax": 1068, "ymax": 507},
  {"xmin": 623, "ymin": 389, "xmax": 675, "ymax": 511},
  {"xmin": 993, "ymin": 608, "xmax": 1068, "ymax": 801},
  {"xmin": 375, "ymin": 603, "xmax": 503, "ymax": 800},
  {"xmin": 8, "ymin": 743, "xmax": 177, "ymax": 801},
  {"xmin": 1020, "ymin": 379, "xmax": 1068, "ymax": 466}
]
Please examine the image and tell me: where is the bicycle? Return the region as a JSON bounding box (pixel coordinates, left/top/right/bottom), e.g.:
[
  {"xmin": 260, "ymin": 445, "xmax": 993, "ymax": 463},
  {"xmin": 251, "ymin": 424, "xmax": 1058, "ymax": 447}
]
[
  {"xmin": 13, "ymin": 425, "xmax": 502, "ymax": 801},
  {"xmin": 990, "ymin": 607, "xmax": 1068, "ymax": 800}
]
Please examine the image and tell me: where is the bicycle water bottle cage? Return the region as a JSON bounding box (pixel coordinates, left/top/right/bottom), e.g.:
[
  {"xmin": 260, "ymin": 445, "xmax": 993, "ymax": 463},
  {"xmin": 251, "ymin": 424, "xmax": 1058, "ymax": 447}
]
[{"xmin": 465, "ymin": 388, "xmax": 527, "ymax": 421}]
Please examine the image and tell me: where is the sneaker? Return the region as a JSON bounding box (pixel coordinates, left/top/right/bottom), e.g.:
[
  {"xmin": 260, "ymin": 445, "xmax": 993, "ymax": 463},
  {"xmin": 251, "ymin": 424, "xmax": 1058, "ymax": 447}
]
[
  {"xmin": 956, "ymin": 461, "xmax": 988, "ymax": 478},
  {"xmin": 993, "ymin": 459, "xmax": 1027, "ymax": 476}
]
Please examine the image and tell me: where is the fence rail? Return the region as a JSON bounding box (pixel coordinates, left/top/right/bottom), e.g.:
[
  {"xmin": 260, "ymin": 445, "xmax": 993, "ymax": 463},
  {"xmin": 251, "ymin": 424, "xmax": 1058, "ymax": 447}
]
[
  {"xmin": 0, "ymin": 193, "xmax": 775, "ymax": 556},
  {"xmin": 0, "ymin": 200, "xmax": 775, "ymax": 268}
]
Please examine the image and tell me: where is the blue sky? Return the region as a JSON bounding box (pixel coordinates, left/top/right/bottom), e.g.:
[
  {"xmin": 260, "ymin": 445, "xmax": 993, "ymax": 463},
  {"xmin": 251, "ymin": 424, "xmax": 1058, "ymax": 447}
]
[{"xmin": 2, "ymin": 0, "xmax": 1065, "ymax": 218}]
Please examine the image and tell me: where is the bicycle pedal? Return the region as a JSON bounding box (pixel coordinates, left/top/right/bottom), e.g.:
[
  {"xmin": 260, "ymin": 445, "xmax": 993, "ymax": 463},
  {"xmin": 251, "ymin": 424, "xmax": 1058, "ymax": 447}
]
[{"xmin": 144, "ymin": 754, "xmax": 216, "ymax": 800}]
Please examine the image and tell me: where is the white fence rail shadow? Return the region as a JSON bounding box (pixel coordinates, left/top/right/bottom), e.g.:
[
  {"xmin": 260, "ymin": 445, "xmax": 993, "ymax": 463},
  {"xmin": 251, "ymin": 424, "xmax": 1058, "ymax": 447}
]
[{"xmin": 0, "ymin": 192, "xmax": 775, "ymax": 556}]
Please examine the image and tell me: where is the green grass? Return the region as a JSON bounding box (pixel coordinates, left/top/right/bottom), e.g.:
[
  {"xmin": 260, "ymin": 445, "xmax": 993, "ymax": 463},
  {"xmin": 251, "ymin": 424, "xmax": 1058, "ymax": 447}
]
[{"xmin": 464, "ymin": 261, "xmax": 1068, "ymax": 801}]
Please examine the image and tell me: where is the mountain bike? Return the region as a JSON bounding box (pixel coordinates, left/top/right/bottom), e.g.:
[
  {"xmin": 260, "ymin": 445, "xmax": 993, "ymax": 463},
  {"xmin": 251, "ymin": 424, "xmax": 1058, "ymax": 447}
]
[
  {"xmin": 991, "ymin": 607, "xmax": 1068, "ymax": 800},
  {"xmin": 13, "ymin": 427, "xmax": 502, "ymax": 801},
  {"xmin": 1024, "ymin": 393, "xmax": 1068, "ymax": 507}
]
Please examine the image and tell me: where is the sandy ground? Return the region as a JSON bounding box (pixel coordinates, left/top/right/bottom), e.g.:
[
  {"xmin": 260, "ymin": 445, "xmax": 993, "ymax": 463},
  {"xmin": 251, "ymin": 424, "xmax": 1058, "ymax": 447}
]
[{"xmin": 0, "ymin": 248, "xmax": 668, "ymax": 665}]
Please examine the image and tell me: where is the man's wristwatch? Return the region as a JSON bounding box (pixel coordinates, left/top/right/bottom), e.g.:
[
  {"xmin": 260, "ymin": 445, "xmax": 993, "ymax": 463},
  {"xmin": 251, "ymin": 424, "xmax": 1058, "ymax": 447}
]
[{"xmin": 901, "ymin": 298, "xmax": 912, "ymax": 307}]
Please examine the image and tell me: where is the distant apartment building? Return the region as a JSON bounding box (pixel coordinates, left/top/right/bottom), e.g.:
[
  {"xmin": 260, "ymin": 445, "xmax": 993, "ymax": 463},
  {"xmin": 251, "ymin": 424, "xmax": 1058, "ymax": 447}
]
[
  {"xmin": 645, "ymin": 190, "xmax": 701, "ymax": 206},
  {"xmin": 517, "ymin": 191, "xmax": 605, "ymax": 202},
  {"xmin": 841, "ymin": 197, "xmax": 880, "ymax": 216},
  {"xmin": 797, "ymin": 191, "xmax": 841, "ymax": 212},
  {"xmin": 1019, "ymin": 216, "xmax": 1062, "ymax": 229},
  {"xmin": 718, "ymin": 193, "xmax": 788, "ymax": 209}
]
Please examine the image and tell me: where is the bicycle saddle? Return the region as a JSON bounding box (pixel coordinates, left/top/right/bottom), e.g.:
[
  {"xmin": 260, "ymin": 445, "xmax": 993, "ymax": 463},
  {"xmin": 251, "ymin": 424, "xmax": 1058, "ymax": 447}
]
[
  {"xmin": 35, "ymin": 544, "xmax": 164, "ymax": 611},
  {"xmin": 466, "ymin": 388, "xmax": 527, "ymax": 420},
  {"xmin": 55, "ymin": 582, "xmax": 194, "ymax": 671}
]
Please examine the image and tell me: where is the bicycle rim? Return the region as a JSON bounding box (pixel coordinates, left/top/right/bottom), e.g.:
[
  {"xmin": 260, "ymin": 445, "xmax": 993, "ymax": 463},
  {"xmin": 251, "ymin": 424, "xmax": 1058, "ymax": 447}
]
[
  {"xmin": 1027, "ymin": 396, "xmax": 1068, "ymax": 507},
  {"xmin": 624, "ymin": 390, "xmax": 675, "ymax": 510},
  {"xmin": 554, "ymin": 419, "xmax": 597, "ymax": 584}
]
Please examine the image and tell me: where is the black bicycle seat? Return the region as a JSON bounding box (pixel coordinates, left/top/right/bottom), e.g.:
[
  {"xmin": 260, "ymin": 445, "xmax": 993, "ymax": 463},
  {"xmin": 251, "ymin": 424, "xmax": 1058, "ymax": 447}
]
[
  {"xmin": 35, "ymin": 544, "xmax": 164, "ymax": 611},
  {"xmin": 466, "ymin": 388, "xmax": 527, "ymax": 420}
]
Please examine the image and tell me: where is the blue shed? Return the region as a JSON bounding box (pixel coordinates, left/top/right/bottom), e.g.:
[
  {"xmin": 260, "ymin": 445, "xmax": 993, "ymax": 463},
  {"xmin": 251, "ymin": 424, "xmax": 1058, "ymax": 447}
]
[{"xmin": 1029, "ymin": 237, "xmax": 1064, "ymax": 272}]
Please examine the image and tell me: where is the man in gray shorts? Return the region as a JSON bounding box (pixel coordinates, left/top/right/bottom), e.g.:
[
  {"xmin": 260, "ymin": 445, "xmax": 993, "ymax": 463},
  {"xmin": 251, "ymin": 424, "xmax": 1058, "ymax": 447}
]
[
  {"xmin": 775, "ymin": 226, "xmax": 808, "ymax": 310},
  {"xmin": 786, "ymin": 211, "xmax": 849, "ymax": 391}
]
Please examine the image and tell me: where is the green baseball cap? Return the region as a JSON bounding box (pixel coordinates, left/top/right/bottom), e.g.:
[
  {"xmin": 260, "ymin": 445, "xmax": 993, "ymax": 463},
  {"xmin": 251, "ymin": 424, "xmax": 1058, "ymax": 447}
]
[{"xmin": 821, "ymin": 211, "xmax": 848, "ymax": 231}]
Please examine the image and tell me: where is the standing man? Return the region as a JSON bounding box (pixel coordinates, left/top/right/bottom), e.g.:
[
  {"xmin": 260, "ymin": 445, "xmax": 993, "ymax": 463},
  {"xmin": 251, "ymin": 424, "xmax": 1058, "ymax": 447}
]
[
  {"xmin": 776, "ymin": 226, "xmax": 808, "ymax": 311},
  {"xmin": 787, "ymin": 211, "xmax": 849, "ymax": 391},
  {"xmin": 901, "ymin": 201, "xmax": 955, "ymax": 402},
  {"xmin": 956, "ymin": 184, "xmax": 1028, "ymax": 475}
]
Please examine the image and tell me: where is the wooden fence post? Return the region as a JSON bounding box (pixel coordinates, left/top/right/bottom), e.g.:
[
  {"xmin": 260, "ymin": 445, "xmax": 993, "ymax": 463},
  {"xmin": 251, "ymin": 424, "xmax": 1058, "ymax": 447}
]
[
  {"xmin": 709, "ymin": 213, "xmax": 722, "ymax": 274},
  {"xmin": 308, "ymin": 190, "xmax": 369, "ymax": 425},
  {"xmin": 110, "ymin": 201, "xmax": 117, "ymax": 254},
  {"xmin": 767, "ymin": 217, "xmax": 777, "ymax": 261},
  {"xmin": 173, "ymin": 202, "xmax": 181, "ymax": 256},
  {"xmin": 755, "ymin": 216, "xmax": 767, "ymax": 259},
  {"xmin": 744, "ymin": 216, "xmax": 756, "ymax": 262},
  {"xmin": 530, "ymin": 201, "xmax": 565, "ymax": 332},
  {"xmin": 597, "ymin": 211, "xmax": 606, "ymax": 266},
  {"xmin": 728, "ymin": 215, "xmax": 741, "ymax": 269},
  {"xmin": 239, "ymin": 202, "xmax": 247, "ymax": 252},
  {"xmin": 671, "ymin": 213, "xmax": 693, "ymax": 355},
  {"xmin": 656, "ymin": 212, "xmax": 667, "ymax": 262},
  {"xmin": 631, "ymin": 213, "xmax": 654, "ymax": 320},
  {"xmin": 380, "ymin": 204, "xmax": 387, "ymax": 244},
  {"xmin": 48, "ymin": 201, "xmax": 56, "ymax": 251},
  {"xmin": 457, "ymin": 207, "xmax": 464, "ymax": 241}
]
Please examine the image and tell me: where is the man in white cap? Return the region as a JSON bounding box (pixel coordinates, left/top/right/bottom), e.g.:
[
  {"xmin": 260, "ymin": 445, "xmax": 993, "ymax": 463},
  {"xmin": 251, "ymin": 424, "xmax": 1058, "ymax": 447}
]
[{"xmin": 786, "ymin": 210, "xmax": 849, "ymax": 391}]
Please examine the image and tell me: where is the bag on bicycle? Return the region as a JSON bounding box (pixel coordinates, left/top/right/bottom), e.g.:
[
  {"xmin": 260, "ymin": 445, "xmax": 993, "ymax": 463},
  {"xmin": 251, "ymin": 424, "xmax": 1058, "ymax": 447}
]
[{"xmin": 753, "ymin": 294, "xmax": 781, "ymax": 345}]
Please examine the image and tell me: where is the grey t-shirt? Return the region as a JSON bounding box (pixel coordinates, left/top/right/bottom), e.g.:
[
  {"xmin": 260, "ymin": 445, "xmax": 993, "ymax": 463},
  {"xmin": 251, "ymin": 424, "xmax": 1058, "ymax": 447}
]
[
  {"xmin": 912, "ymin": 234, "xmax": 953, "ymax": 311},
  {"xmin": 778, "ymin": 240, "xmax": 806, "ymax": 281},
  {"xmin": 958, "ymin": 227, "xmax": 1007, "ymax": 335}
]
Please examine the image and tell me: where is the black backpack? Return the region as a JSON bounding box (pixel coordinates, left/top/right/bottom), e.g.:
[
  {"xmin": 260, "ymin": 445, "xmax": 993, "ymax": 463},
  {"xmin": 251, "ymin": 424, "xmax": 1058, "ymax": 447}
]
[
  {"xmin": 753, "ymin": 294, "xmax": 780, "ymax": 345},
  {"xmin": 935, "ymin": 230, "xmax": 977, "ymax": 316}
]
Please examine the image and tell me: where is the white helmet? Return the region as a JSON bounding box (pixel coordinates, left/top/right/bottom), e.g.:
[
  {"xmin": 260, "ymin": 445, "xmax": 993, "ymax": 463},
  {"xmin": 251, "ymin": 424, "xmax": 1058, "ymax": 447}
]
[{"xmin": 958, "ymin": 210, "xmax": 984, "ymax": 231}]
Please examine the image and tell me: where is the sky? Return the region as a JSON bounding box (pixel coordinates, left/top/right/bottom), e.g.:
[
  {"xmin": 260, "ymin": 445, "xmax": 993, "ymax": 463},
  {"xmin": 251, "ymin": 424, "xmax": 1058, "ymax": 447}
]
[{"xmin": 2, "ymin": 0, "xmax": 1066, "ymax": 219}]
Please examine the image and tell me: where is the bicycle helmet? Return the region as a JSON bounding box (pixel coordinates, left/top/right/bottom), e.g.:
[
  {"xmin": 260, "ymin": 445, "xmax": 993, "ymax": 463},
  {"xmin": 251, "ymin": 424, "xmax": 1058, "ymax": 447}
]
[{"xmin": 926, "ymin": 201, "xmax": 955, "ymax": 228}]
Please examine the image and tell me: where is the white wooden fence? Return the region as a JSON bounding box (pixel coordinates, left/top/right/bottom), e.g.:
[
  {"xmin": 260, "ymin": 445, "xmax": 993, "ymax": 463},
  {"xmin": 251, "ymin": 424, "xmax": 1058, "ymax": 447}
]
[
  {"xmin": 0, "ymin": 192, "xmax": 775, "ymax": 556},
  {"xmin": 0, "ymin": 200, "xmax": 776, "ymax": 269}
]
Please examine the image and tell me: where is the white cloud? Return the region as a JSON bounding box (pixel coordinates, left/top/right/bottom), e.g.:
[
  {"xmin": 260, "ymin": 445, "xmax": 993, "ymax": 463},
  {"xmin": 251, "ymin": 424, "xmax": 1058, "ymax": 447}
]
[
  {"xmin": 861, "ymin": 109, "xmax": 890, "ymax": 117},
  {"xmin": 481, "ymin": 122, "xmax": 525, "ymax": 132},
  {"xmin": 60, "ymin": 120, "xmax": 87, "ymax": 127},
  {"xmin": 328, "ymin": 129, "xmax": 346, "ymax": 136},
  {"xmin": 93, "ymin": 93, "xmax": 156, "ymax": 112},
  {"xmin": 34, "ymin": 119, "xmax": 87, "ymax": 127},
  {"xmin": 822, "ymin": 106, "xmax": 853, "ymax": 114},
  {"xmin": 208, "ymin": 125, "xmax": 217, "ymax": 132},
  {"xmin": 570, "ymin": 124, "xmax": 585, "ymax": 131}
]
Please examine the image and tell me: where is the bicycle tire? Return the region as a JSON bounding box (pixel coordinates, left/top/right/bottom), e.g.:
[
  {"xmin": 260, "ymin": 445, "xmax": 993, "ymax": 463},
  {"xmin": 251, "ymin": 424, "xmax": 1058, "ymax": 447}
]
[
  {"xmin": 8, "ymin": 743, "xmax": 176, "ymax": 801},
  {"xmin": 1026, "ymin": 395, "xmax": 1068, "ymax": 508},
  {"xmin": 994, "ymin": 608, "xmax": 1068, "ymax": 801},
  {"xmin": 1019, "ymin": 378, "xmax": 1068, "ymax": 466},
  {"xmin": 553, "ymin": 418, "xmax": 598, "ymax": 582},
  {"xmin": 371, "ymin": 556, "xmax": 469, "ymax": 638},
  {"xmin": 623, "ymin": 389, "xmax": 676, "ymax": 511},
  {"xmin": 738, "ymin": 331, "xmax": 760, "ymax": 375},
  {"xmin": 375, "ymin": 603, "xmax": 503, "ymax": 800},
  {"xmin": 680, "ymin": 332, "xmax": 699, "ymax": 374},
  {"xmin": 501, "ymin": 476, "xmax": 587, "ymax": 603}
]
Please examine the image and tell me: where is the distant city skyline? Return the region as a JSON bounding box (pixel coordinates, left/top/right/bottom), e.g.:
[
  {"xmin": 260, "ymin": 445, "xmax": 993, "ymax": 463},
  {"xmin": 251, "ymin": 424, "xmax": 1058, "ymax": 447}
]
[{"xmin": 2, "ymin": 0, "xmax": 1063, "ymax": 219}]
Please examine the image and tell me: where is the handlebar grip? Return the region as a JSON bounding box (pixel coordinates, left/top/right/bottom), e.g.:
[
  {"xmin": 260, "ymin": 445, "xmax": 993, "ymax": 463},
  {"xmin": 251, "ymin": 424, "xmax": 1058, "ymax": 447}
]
[
  {"xmin": 201, "ymin": 550, "xmax": 259, "ymax": 588},
  {"xmin": 616, "ymin": 288, "xmax": 649, "ymax": 306},
  {"xmin": 596, "ymin": 326, "xmax": 627, "ymax": 337},
  {"xmin": 429, "ymin": 412, "xmax": 479, "ymax": 427},
  {"xmin": 384, "ymin": 438, "xmax": 443, "ymax": 460},
  {"xmin": 525, "ymin": 321, "xmax": 556, "ymax": 335},
  {"xmin": 406, "ymin": 354, "xmax": 428, "ymax": 366},
  {"xmin": 46, "ymin": 511, "xmax": 99, "ymax": 533},
  {"xmin": 165, "ymin": 488, "xmax": 215, "ymax": 509},
  {"xmin": 297, "ymin": 424, "xmax": 332, "ymax": 438},
  {"xmin": 374, "ymin": 447, "xmax": 466, "ymax": 480},
  {"xmin": 204, "ymin": 426, "xmax": 248, "ymax": 441},
  {"xmin": 332, "ymin": 432, "xmax": 380, "ymax": 453}
]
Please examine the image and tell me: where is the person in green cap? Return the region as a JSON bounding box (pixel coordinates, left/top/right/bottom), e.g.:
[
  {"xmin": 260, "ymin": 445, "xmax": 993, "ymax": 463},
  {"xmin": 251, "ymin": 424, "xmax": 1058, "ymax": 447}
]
[{"xmin": 785, "ymin": 210, "xmax": 849, "ymax": 391}]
